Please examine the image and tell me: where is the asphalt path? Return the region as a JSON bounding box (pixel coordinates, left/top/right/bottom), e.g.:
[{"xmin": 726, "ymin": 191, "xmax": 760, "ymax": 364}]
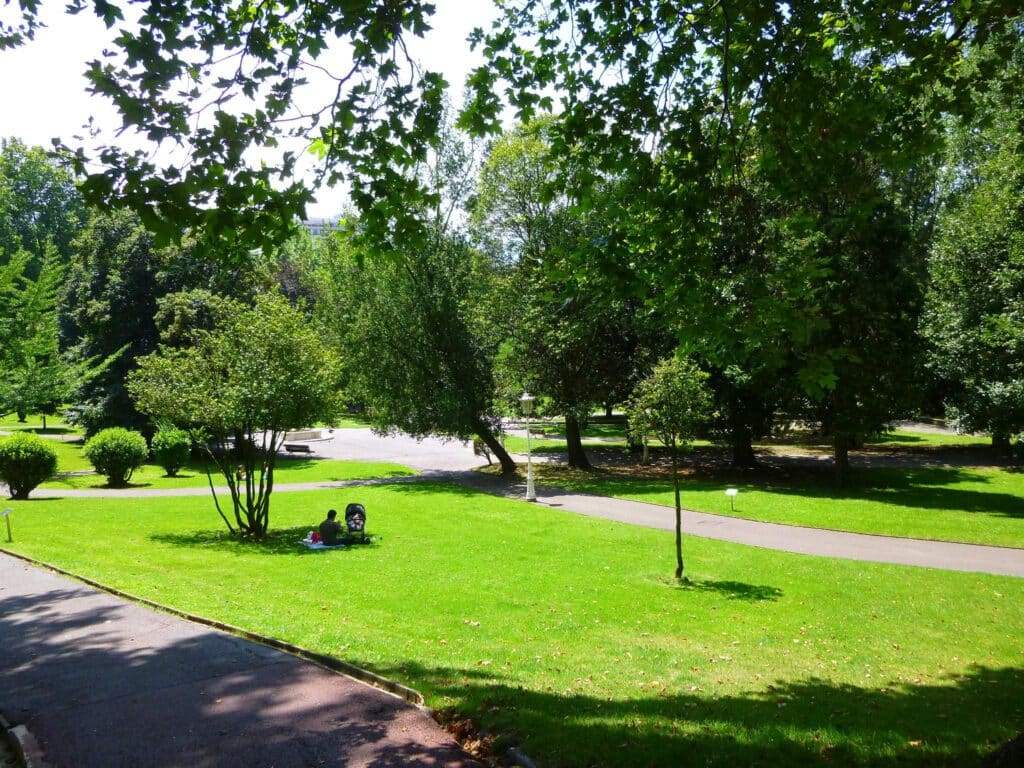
[
  {"xmin": 1, "ymin": 426, "xmax": 1020, "ymax": 767},
  {"xmin": 0, "ymin": 554, "xmax": 480, "ymax": 768},
  {"xmin": 27, "ymin": 428, "xmax": 1023, "ymax": 577}
]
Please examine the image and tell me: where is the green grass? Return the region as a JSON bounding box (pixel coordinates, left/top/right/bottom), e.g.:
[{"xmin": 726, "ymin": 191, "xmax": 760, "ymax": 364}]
[
  {"xmin": 0, "ymin": 412, "xmax": 82, "ymax": 436},
  {"xmin": 503, "ymin": 427, "xmax": 989, "ymax": 456},
  {"xmin": 323, "ymin": 414, "xmax": 373, "ymax": 429},
  {"xmin": 867, "ymin": 429, "xmax": 991, "ymax": 448},
  {"xmin": 531, "ymin": 464, "xmax": 1024, "ymax": 548},
  {"xmin": 41, "ymin": 456, "xmax": 414, "ymax": 490},
  {"xmin": 2, "ymin": 484, "xmax": 1021, "ymax": 767}
]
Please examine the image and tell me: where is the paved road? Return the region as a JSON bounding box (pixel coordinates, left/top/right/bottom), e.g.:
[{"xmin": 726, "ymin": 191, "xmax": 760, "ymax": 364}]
[
  {"xmin": 0, "ymin": 554, "xmax": 479, "ymax": 768},
  {"xmin": 27, "ymin": 428, "xmax": 1024, "ymax": 577},
  {"xmin": 452, "ymin": 473, "xmax": 1024, "ymax": 578}
]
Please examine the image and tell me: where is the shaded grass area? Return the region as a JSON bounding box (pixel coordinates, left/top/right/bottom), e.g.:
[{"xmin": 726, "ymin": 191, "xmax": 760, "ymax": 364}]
[
  {"xmin": 503, "ymin": 426, "xmax": 990, "ymax": 456},
  {"xmin": 0, "ymin": 412, "xmax": 82, "ymax": 436},
  {"xmin": 323, "ymin": 415, "xmax": 373, "ymax": 429},
  {"xmin": 40, "ymin": 456, "xmax": 414, "ymax": 490},
  {"xmin": 530, "ymin": 462, "xmax": 1024, "ymax": 548},
  {"xmin": 2, "ymin": 484, "xmax": 1022, "ymax": 767}
]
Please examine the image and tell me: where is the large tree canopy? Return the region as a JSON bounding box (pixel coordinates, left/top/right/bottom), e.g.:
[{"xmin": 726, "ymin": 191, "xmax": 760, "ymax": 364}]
[
  {"xmin": 922, "ymin": 22, "xmax": 1024, "ymax": 449},
  {"xmin": 463, "ymin": 1, "xmax": 1016, "ymax": 478},
  {"xmin": 129, "ymin": 293, "xmax": 343, "ymax": 538},
  {"xmin": 7, "ymin": 1, "xmax": 447, "ymax": 254},
  {"xmin": 0, "ymin": 137, "xmax": 88, "ymax": 273}
]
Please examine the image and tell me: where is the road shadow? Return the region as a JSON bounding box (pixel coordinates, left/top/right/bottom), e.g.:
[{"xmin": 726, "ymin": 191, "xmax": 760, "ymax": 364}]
[{"xmin": 0, "ymin": 572, "xmax": 476, "ymax": 767}]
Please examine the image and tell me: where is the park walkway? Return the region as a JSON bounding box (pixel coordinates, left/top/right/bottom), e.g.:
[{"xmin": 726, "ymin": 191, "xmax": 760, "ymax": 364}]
[
  {"xmin": 0, "ymin": 553, "xmax": 480, "ymax": 768},
  {"xmin": 30, "ymin": 467, "xmax": 1024, "ymax": 578}
]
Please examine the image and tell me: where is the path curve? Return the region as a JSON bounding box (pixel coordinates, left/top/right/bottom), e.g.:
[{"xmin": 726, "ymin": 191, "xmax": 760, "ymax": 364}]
[
  {"xmin": 0, "ymin": 553, "xmax": 480, "ymax": 768},
  {"xmin": 23, "ymin": 428, "xmax": 1024, "ymax": 577}
]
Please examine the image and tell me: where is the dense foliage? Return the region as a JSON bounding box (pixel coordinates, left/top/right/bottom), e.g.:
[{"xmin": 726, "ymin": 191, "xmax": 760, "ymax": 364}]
[
  {"xmin": 151, "ymin": 426, "xmax": 192, "ymax": 478},
  {"xmin": 922, "ymin": 26, "xmax": 1024, "ymax": 450},
  {"xmin": 128, "ymin": 294, "xmax": 343, "ymax": 537},
  {"xmin": 83, "ymin": 427, "xmax": 148, "ymax": 487},
  {"xmin": 626, "ymin": 357, "xmax": 712, "ymax": 578},
  {"xmin": 0, "ymin": 432, "xmax": 58, "ymax": 500}
]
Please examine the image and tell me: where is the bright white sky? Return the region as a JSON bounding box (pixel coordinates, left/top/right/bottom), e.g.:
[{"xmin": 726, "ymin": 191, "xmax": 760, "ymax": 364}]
[{"xmin": 0, "ymin": 2, "xmax": 501, "ymax": 217}]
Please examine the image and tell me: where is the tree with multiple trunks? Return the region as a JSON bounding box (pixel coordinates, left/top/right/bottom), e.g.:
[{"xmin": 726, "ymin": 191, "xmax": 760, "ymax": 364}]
[{"xmin": 128, "ymin": 294, "xmax": 343, "ymax": 538}]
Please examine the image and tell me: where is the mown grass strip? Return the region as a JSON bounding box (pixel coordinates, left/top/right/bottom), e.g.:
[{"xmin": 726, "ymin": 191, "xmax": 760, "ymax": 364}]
[{"xmin": 3, "ymin": 484, "xmax": 1021, "ymax": 767}]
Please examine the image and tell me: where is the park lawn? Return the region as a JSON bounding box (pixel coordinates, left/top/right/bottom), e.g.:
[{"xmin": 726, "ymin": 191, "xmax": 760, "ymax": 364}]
[
  {"xmin": 530, "ymin": 464, "xmax": 1024, "ymax": 549},
  {"xmin": 323, "ymin": 415, "xmax": 373, "ymax": 429},
  {"xmin": 41, "ymin": 456, "xmax": 414, "ymax": 490},
  {"xmin": 0, "ymin": 412, "xmax": 81, "ymax": 436},
  {"xmin": 866, "ymin": 429, "xmax": 991, "ymax": 448},
  {"xmin": 38, "ymin": 436, "xmax": 93, "ymax": 473},
  {"xmin": 2, "ymin": 484, "xmax": 1022, "ymax": 768},
  {"xmin": 502, "ymin": 428, "xmax": 988, "ymax": 457}
]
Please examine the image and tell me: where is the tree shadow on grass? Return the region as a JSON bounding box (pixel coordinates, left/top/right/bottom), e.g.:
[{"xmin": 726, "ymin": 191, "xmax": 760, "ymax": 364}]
[
  {"xmin": 759, "ymin": 467, "xmax": 1024, "ymax": 520},
  {"xmin": 672, "ymin": 577, "xmax": 783, "ymax": 602},
  {"xmin": 373, "ymin": 659, "xmax": 1022, "ymax": 768},
  {"xmin": 553, "ymin": 461, "xmax": 1024, "ymax": 521},
  {"xmin": 149, "ymin": 526, "xmax": 385, "ymax": 557}
]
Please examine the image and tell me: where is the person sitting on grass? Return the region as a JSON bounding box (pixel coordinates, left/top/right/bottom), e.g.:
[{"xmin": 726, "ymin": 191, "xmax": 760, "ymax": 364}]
[{"xmin": 318, "ymin": 509, "xmax": 345, "ymax": 546}]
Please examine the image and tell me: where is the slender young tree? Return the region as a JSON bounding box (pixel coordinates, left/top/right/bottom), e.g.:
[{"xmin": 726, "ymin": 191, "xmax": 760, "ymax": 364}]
[{"xmin": 627, "ymin": 357, "xmax": 712, "ymax": 580}]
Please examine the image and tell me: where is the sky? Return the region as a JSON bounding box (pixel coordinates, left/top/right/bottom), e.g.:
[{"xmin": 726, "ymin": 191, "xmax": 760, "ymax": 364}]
[{"xmin": 0, "ymin": 2, "xmax": 501, "ymax": 218}]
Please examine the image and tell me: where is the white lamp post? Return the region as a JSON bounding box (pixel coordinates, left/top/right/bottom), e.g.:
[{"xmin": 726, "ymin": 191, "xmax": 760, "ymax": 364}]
[
  {"xmin": 520, "ymin": 392, "xmax": 537, "ymax": 501},
  {"xmin": 1, "ymin": 508, "xmax": 12, "ymax": 542},
  {"xmin": 725, "ymin": 488, "xmax": 738, "ymax": 512}
]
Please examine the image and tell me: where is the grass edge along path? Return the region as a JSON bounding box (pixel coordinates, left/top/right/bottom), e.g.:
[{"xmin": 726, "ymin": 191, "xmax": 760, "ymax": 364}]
[
  {"xmin": 40, "ymin": 457, "xmax": 415, "ymax": 490},
  {"xmin": 525, "ymin": 463, "xmax": 1024, "ymax": 550},
  {"xmin": 1, "ymin": 483, "xmax": 1021, "ymax": 767}
]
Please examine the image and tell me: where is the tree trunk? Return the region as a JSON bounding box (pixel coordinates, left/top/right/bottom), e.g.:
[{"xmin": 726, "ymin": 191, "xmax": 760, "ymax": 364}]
[
  {"xmin": 475, "ymin": 421, "xmax": 516, "ymax": 475},
  {"xmin": 730, "ymin": 423, "xmax": 758, "ymax": 468},
  {"xmin": 16, "ymin": 410, "xmax": 26, "ymax": 423},
  {"xmin": 833, "ymin": 432, "xmax": 851, "ymax": 486},
  {"xmin": 672, "ymin": 447, "xmax": 684, "ymax": 580},
  {"xmin": 604, "ymin": 403, "xmax": 613, "ymax": 418},
  {"xmin": 993, "ymin": 432, "xmax": 1011, "ymax": 453},
  {"xmin": 565, "ymin": 414, "xmax": 592, "ymax": 470},
  {"xmin": 42, "ymin": 413, "xmax": 47, "ymax": 431}
]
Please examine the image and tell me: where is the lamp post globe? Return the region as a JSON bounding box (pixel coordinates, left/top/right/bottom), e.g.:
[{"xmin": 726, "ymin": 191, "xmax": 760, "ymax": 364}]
[{"xmin": 519, "ymin": 392, "xmax": 537, "ymax": 501}]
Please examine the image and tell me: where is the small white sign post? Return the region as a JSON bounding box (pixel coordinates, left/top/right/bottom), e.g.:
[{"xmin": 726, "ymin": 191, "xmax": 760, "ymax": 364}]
[
  {"xmin": 1, "ymin": 508, "xmax": 12, "ymax": 542},
  {"xmin": 725, "ymin": 488, "xmax": 738, "ymax": 512}
]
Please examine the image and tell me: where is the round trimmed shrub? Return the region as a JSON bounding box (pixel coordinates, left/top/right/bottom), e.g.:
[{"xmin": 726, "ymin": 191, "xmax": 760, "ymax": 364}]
[
  {"xmin": 0, "ymin": 433, "xmax": 58, "ymax": 500},
  {"xmin": 152, "ymin": 426, "xmax": 191, "ymax": 477},
  {"xmin": 83, "ymin": 428, "xmax": 148, "ymax": 488}
]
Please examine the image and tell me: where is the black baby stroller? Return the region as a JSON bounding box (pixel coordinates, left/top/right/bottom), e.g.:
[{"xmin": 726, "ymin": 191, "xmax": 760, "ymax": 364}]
[{"xmin": 343, "ymin": 503, "xmax": 370, "ymax": 544}]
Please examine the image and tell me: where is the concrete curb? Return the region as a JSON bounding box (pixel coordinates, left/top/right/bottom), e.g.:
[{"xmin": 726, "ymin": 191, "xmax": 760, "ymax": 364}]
[
  {"xmin": 0, "ymin": 547, "xmax": 424, "ymax": 709},
  {"xmin": 1, "ymin": 711, "xmax": 49, "ymax": 768}
]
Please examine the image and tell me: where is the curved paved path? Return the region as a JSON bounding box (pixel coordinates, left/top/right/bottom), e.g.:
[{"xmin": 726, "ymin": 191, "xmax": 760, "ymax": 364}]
[
  {"xmin": 27, "ymin": 427, "xmax": 1023, "ymax": 577},
  {"xmin": 0, "ymin": 553, "xmax": 480, "ymax": 768}
]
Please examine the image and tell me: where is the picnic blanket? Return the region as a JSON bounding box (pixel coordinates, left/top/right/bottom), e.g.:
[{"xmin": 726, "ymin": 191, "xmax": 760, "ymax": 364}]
[{"xmin": 299, "ymin": 539, "xmax": 345, "ymax": 550}]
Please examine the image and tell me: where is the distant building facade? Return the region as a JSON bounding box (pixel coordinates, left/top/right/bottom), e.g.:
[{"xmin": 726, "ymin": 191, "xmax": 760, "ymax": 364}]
[{"xmin": 300, "ymin": 218, "xmax": 342, "ymax": 236}]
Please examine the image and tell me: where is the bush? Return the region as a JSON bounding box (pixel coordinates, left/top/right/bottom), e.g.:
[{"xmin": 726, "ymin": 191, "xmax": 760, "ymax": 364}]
[
  {"xmin": 83, "ymin": 428, "xmax": 148, "ymax": 487},
  {"xmin": 0, "ymin": 433, "xmax": 59, "ymax": 499},
  {"xmin": 152, "ymin": 426, "xmax": 191, "ymax": 477}
]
